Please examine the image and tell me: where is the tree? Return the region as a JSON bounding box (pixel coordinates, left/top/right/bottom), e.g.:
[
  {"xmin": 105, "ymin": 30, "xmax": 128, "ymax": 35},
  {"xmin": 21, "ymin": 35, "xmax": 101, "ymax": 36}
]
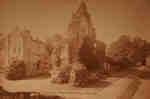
[
  {"xmin": 108, "ymin": 35, "xmax": 132, "ymax": 62},
  {"xmin": 129, "ymin": 36, "xmax": 150, "ymax": 65},
  {"xmin": 108, "ymin": 35, "xmax": 150, "ymax": 68},
  {"xmin": 95, "ymin": 40, "xmax": 106, "ymax": 67},
  {"xmin": 79, "ymin": 36, "xmax": 98, "ymax": 71},
  {"xmin": 45, "ymin": 34, "xmax": 64, "ymax": 56}
]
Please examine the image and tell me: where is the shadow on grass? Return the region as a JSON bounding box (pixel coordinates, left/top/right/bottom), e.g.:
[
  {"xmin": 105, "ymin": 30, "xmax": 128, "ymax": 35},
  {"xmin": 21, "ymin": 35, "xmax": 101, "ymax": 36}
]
[
  {"xmin": 109, "ymin": 66, "xmax": 150, "ymax": 80},
  {"xmin": 85, "ymin": 79, "xmax": 112, "ymax": 88},
  {"xmin": 39, "ymin": 95, "xmax": 64, "ymax": 99},
  {"xmin": 138, "ymin": 71, "xmax": 150, "ymax": 80},
  {"xmin": 109, "ymin": 68, "xmax": 142, "ymax": 78},
  {"xmin": 109, "ymin": 70, "xmax": 131, "ymax": 78},
  {"xmin": 124, "ymin": 67, "xmax": 150, "ymax": 80}
]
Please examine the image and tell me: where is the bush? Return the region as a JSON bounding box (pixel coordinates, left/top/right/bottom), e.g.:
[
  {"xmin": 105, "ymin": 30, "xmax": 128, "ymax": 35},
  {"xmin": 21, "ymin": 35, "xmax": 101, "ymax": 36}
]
[
  {"xmin": 69, "ymin": 62, "xmax": 89, "ymax": 87},
  {"xmin": 50, "ymin": 65, "xmax": 72, "ymax": 84},
  {"xmin": 7, "ymin": 60, "xmax": 26, "ymax": 80}
]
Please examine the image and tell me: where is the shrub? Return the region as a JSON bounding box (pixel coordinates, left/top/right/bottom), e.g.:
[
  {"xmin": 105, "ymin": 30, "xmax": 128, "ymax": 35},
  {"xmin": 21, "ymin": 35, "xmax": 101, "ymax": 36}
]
[
  {"xmin": 7, "ymin": 60, "xmax": 26, "ymax": 80},
  {"xmin": 50, "ymin": 64, "xmax": 72, "ymax": 84},
  {"xmin": 69, "ymin": 62, "xmax": 89, "ymax": 87}
]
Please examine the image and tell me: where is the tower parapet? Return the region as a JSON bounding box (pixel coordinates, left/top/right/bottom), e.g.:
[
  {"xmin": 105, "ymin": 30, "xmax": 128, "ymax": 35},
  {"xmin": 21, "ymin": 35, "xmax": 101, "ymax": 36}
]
[{"xmin": 68, "ymin": 0, "xmax": 96, "ymax": 63}]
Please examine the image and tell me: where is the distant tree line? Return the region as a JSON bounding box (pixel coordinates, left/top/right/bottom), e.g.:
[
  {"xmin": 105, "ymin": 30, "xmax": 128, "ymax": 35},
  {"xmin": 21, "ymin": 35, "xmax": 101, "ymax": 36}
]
[{"xmin": 107, "ymin": 35, "xmax": 150, "ymax": 68}]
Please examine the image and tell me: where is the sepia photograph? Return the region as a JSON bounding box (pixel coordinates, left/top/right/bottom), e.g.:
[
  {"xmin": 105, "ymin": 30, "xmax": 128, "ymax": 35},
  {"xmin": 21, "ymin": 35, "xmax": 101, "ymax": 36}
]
[{"xmin": 0, "ymin": 0, "xmax": 150, "ymax": 99}]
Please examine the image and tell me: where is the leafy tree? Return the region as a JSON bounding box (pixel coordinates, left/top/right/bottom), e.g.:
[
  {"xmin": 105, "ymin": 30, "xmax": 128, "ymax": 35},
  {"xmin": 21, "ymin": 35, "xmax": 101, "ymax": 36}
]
[
  {"xmin": 95, "ymin": 40, "xmax": 106, "ymax": 67},
  {"xmin": 45, "ymin": 34, "xmax": 64, "ymax": 56},
  {"xmin": 129, "ymin": 36, "xmax": 150, "ymax": 64},
  {"xmin": 108, "ymin": 35, "xmax": 132, "ymax": 62},
  {"xmin": 108, "ymin": 35, "xmax": 150, "ymax": 67},
  {"xmin": 79, "ymin": 36, "xmax": 98, "ymax": 71}
]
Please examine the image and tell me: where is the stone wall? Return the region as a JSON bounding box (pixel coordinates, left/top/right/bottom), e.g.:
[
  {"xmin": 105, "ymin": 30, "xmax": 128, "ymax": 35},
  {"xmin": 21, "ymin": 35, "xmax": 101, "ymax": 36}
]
[
  {"xmin": 0, "ymin": 92, "xmax": 63, "ymax": 99},
  {"xmin": 0, "ymin": 29, "xmax": 50, "ymax": 77}
]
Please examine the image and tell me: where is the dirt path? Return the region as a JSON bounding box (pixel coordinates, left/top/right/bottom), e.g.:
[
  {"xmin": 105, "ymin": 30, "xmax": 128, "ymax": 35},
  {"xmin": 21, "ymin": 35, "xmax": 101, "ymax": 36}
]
[
  {"xmin": 117, "ymin": 78, "xmax": 141, "ymax": 99},
  {"xmin": 133, "ymin": 79, "xmax": 150, "ymax": 99}
]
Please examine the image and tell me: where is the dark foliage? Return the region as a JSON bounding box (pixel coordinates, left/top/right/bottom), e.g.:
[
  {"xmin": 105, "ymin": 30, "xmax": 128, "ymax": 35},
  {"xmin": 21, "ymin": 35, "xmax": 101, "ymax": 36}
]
[
  {"xmin": 7, "ymin": 60, "xmax": 26, "ymax": 80},
  {"xmin": 79, "ymin": 36, "xmax": 99, "ymax": 71},
  {"xmin": 107, "ymin": 35, "xmax": 150, "ymax": 69},
  {"xmin": 69, "ymin": 63, "xmax": 89, "ymax": 87},
  {"xmin": 51, "ymin": 65, "xmax": 72, "ymax": 84}
]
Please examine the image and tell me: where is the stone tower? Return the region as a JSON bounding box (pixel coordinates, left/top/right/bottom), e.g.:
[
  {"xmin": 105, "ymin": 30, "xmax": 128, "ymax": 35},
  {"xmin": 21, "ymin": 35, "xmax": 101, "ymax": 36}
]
[{"xmin": 68, "ymin": 0, "xmax": 96, "ymax": 63}]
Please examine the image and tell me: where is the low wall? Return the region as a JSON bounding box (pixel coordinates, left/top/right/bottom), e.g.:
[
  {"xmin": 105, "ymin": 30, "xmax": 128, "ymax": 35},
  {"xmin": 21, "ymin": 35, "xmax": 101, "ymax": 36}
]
[
  {"xmin": 0, "ymin": 92, "xmax": 63, "ymax": 99},
  {"xmin": 0, "ymin": 92, "xmax": 40, "ymax": 99}
]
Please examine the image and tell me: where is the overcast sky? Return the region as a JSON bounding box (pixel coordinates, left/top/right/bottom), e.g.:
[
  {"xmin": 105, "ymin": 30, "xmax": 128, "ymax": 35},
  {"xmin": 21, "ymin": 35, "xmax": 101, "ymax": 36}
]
[{"xmin": 0, "ymin": 0, "xmax": 150, "ymax": 44}]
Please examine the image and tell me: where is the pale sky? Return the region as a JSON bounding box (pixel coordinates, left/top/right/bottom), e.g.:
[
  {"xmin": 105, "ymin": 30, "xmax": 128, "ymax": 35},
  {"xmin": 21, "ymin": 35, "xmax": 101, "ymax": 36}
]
[{"xmin": 0, "ymin": 0, "xmax": 150, "ymax": 45}]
